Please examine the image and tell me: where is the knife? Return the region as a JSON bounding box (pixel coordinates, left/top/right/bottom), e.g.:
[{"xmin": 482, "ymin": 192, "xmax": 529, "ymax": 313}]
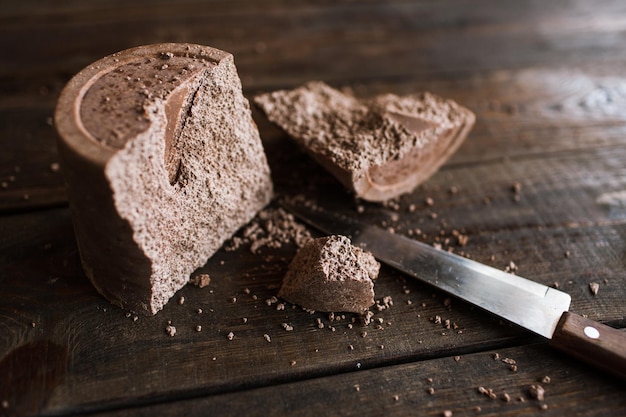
[{"xmin": 281, "ymin": 200, "xmax": 626, "ymax": 380}]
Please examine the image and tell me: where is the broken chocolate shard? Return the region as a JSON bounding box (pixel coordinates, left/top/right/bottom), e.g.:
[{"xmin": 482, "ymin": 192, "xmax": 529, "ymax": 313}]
[{"xmin": 255, "ymin": 81, "xmax": 475, "ymax": 201}]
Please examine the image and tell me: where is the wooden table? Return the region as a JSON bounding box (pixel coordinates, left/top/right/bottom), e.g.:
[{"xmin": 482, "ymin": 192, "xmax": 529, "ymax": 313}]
[{"xmin": 1, "ymin": 1, "xmax": 625, "ymax": 416}]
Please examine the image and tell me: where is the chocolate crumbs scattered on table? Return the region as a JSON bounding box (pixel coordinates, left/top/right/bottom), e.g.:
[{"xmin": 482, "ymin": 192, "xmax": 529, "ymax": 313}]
[{"xmin": 225, "ymin": 207, "xmax": 313, "ymax": 253}]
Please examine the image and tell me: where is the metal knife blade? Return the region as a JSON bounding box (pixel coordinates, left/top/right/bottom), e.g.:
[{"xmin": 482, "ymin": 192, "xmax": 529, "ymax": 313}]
[{"xmin": 281, "ymin": 200, "xmax": 626, "ymax": 379}]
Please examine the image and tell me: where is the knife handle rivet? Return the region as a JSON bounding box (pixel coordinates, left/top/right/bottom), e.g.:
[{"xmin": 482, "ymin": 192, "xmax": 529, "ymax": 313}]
[{"xmin": 584, "ymin": 326, "xmax": 600, "ymax": 339}]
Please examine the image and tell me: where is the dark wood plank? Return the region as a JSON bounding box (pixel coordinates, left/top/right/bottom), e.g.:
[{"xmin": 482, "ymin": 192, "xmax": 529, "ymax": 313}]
[
  {"xmin": 88, "ymin": 343, "xmax": 626, "ymax": 417},
  {"xmin": 0, "ymin": 206, "xmax": 534, "ymax": 415},
  {"xmin": 2, "ymin": 1, "xmax": 626, "ymax": 416},
  {"xmin": 2, "ymin": 0, "xmax": 626, "ymax": 95},
  {"xmin": 1, "ymin": 139, "xmax": 625, "ymax": 414},
  {"xmin": 0, "ymin": 105, "xmax": 66, "ymax": 212}
]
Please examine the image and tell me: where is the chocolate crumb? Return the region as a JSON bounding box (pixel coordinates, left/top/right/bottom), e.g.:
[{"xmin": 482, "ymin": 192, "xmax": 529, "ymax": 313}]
[
  {"xmin": 165, "ymin": 324, "xmax": 176, "ymax": 337},
  {"xmin": 190, "ymin": 273, "xmax": 211, "ymax": 288},
  {"xmin": 504, "ymin": 261, "xmax": 518, "ymax": 273},
  {"xmin": 427, "ymin": 387, "xmax": 436, "ymax": 395},
  {"xmin": 528, "ymin": 384, "xmax": 545, "ymax": 401},
  {"xmin": 493, "ymin": 353, "xmax": 500, "ymax": 360}
]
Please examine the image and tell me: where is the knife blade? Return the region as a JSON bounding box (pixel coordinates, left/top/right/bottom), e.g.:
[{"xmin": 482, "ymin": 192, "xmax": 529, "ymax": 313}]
[{"xmin": 281, "ymin": 200, "xmax": 626, "ymax": 380}]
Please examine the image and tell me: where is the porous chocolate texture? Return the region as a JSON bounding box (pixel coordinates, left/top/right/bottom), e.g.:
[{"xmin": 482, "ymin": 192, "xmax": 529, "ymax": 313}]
[
  {"xmin": 254, "ymin": 81, "xmax": 475, "ymax": 201},
  {"xmin": 279, "ymin": 235, "xmax": 380, "ymax": 314},
  {"xmin": 55, "ymin": 43, "xmax": 273, "ymax": 315}
]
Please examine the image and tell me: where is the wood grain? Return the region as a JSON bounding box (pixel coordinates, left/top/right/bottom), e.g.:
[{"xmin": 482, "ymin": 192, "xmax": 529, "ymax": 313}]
[
  {"xmin": 1, "ymin": 0, "xmax": 626, "ymax": 416},
  {"xmin": 89, "ymin": 343, "xmax": 626, "ymax": 417},
  {"xmin": 550, "ymin": 312, "xmax": 626, "ymax": 380}
]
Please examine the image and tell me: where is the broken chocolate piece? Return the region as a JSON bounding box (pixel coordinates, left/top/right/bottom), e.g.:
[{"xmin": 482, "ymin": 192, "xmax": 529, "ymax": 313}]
[
  {"xmin": 255, "ymin": 81, "xmax": 474, "ymax": 201},
  {"xmin": 55, "ymin": 43, "xmax": 273, "ymax": 315},
  {"xmin": 278, "ymin": 235, "xmax": 380, "ymax": 314}
]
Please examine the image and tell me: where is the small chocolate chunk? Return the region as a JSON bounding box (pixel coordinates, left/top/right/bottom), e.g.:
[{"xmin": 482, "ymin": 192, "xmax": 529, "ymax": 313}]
[{"xmin": 278, "ymin": 235, "xmax": 380, "ymax": 313}]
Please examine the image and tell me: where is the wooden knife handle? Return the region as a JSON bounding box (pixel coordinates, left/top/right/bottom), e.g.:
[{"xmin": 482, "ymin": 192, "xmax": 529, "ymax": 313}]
[{"xmin": 550, "ymin": 312, "xmax": 626, "ymax": 380}]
